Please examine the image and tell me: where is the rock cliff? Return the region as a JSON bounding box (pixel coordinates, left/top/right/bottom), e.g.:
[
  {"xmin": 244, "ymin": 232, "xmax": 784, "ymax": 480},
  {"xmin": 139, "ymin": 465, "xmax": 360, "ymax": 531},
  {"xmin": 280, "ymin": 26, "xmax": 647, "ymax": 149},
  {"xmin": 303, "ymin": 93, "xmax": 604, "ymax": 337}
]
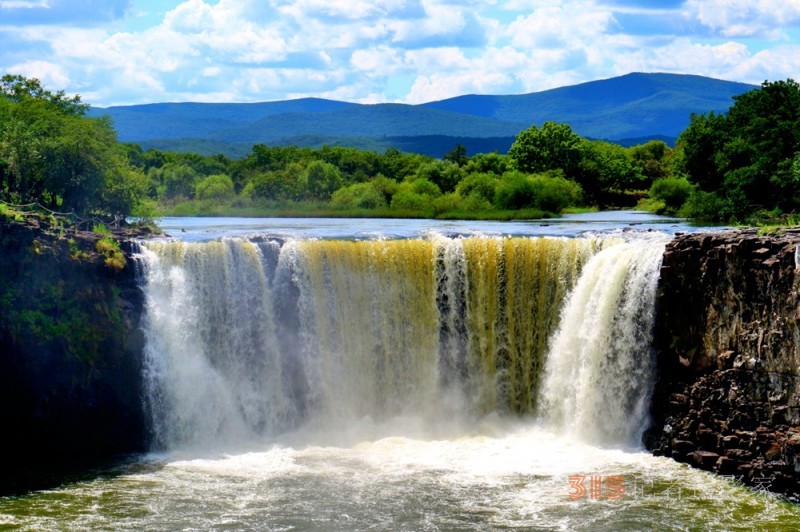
[
  {"xmin": 646, "ymin": 229, "xmax": 800, "ymax": 501},
  {"xmin": 0, "ymin": 219, "xmax": 148, "ymax": 494}
]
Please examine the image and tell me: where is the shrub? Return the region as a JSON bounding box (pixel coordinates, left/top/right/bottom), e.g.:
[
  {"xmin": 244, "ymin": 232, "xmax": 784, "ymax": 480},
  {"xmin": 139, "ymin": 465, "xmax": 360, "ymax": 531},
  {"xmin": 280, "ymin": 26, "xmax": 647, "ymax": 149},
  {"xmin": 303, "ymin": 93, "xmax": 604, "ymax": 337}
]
[
  {"xmin": 195, "ymin": 174, "xmax": 235, "ymax": 202},
  {"xmin": 390, "ymin": 190, "xmax": 430, "ymax": 210},
  {"xmin": 92, "ymin": 222, "xmax": 111, "ymax": 235},
  {"xmin": 95, "ymin": 237, "xmax": 126, "ymax": 271},
  {"xmin": 649, "ymin": 177, "xmax": 693, "ymax": 214},
  {"xmin": 331, "ymin": 183, "xmax": 387, "ymax": 209},
  {"xmin": 456, "ymin": 173, "xmax": 498, "ymax": 202},
  {"xmin": 406, "ymin": 178, "xmax": 442, "ymax": 198},
  {"xmin": 432, "ymin": 192, "xmax": 462, "ymax": 215},
  {"xmin": 680, "ymin": 190, "xmax": 726, "ymax": 221},
  {"xmin": 494, "ymin": 172, "xmax": 582, "ymax": 212}
]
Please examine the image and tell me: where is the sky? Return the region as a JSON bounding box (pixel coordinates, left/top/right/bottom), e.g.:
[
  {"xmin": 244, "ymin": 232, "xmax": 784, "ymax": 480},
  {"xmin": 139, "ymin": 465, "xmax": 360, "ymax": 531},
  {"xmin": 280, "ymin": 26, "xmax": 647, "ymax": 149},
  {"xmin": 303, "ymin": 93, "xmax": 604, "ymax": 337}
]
[{"xmin": 1, "ymin": 0, "xmax": 799, "ymax": 107}]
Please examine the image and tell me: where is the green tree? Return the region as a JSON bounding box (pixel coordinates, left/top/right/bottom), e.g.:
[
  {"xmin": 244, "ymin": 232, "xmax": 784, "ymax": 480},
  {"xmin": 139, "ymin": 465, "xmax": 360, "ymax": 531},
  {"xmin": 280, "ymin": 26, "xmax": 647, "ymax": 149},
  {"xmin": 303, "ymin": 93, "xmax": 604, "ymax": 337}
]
[
  {"xmin": 574, "ymin": 140, "xmax": 642, "ymax": 204},
  {"xmin": 414, "ymin": 160, "xmax": 462, "ymax": 193},
  {"xmin": 508, "ymin": 122, "xmax": 582, "ymax": 175},
  {"xmin": 1, "ymin": 74, "xmax": 87, "ymax": 116},
  {"xmin": 629, "ymin": 140, "xmax": 672, "ymax": 186},
  {"xmin": 195, "ymin": 174, "xmax": 235, "ymax": 202},
  {"xmin": 443, "ymin": 144, "xmax": 468, "ymax": 167},
  {"xmin": 304, "ymin": 160, "xmax": 343, "ymax": 200},
  {"xmin": 678, "ymin": 79, "xmax": 800, "ymax": 220},
  {"xmin": 157, "ymin": 163, "xmax": 198, "ymax": 200},
  {"xmin": 0, "ymin": 76, "xmax": 143, "ymax": 214}
]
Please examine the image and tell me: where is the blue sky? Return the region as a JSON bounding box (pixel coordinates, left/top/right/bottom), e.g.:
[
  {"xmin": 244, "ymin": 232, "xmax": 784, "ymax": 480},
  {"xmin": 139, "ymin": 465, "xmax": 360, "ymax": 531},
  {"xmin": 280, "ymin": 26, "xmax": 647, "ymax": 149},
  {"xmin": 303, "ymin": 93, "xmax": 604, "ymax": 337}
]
[{"xmin": 1, "ymin": 0, "xmax": 799, "ymax": 107}]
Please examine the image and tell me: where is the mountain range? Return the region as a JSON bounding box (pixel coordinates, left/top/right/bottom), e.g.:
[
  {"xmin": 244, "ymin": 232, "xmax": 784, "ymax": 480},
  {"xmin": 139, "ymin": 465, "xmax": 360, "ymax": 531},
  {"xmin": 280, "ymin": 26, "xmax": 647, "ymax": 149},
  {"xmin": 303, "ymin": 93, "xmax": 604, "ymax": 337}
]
[{"xmin": 89, "ymin": 72, "xmax": 756, "ymax": 158}]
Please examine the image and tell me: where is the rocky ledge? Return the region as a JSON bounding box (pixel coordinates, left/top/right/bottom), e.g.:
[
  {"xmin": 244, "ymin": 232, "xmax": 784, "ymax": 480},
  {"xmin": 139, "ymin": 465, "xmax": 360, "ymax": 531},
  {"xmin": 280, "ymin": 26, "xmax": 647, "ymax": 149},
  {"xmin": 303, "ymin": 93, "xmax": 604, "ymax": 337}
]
[
  {"xmin": 0, "ymin": 218, "xmax": 154, "ymax": 494},
  {"xmin": 645, "ymin": 229, "xmax": 800, "ymax": 501}
]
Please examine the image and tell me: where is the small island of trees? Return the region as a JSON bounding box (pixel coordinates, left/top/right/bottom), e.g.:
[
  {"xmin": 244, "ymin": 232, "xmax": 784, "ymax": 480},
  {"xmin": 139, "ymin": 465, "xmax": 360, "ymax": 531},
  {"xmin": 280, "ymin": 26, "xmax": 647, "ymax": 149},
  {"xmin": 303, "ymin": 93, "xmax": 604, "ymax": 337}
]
[{"xmin": 3, "ymin": 73, "xmax": 800, "ymax": 225}]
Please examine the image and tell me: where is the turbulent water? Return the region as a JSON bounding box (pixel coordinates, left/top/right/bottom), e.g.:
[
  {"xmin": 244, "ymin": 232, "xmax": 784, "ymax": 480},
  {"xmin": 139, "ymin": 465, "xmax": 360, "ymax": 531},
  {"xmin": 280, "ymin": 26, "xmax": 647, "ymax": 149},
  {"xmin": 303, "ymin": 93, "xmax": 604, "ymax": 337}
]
[{"xmin": 2, "ymin": 227, "xmax": 799, "ymax": 529}]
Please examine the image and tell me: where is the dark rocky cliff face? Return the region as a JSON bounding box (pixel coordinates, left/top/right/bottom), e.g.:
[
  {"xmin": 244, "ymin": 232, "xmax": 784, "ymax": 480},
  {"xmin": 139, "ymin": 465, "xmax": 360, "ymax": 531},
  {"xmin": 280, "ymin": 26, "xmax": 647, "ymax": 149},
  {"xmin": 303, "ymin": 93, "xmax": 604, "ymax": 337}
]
[
  {"xmin": 0, "ymin": 220, "xmax": 148, "ymax": 494},
  {"xmin": 646, "ymin": 230, "xmax": 800, "ymax": 501}
]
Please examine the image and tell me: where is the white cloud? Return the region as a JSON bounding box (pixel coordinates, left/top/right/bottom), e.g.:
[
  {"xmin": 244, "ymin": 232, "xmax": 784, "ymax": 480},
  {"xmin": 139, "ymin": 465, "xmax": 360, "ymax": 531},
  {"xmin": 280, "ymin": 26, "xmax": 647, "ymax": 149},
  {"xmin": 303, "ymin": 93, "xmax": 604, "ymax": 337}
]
[
  {"xmin": 685, "ymin": 0, "xmax": 800, "ymax": 37},
  {"xmin": 7, "ymin": 59, "xmax": 70, "ymax": 87},
  {"xmin": 1, "ymin": 0, "xmax": 800, "ymax": 106}
]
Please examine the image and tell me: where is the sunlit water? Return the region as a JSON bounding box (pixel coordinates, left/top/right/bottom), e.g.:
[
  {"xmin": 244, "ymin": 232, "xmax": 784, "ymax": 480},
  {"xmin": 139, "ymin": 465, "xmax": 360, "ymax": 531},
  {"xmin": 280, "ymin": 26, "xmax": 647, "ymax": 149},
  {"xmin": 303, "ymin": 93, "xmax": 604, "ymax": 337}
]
[{"xmin": 2, "ymin": 214, "xmax": 796, "ymax": 530}]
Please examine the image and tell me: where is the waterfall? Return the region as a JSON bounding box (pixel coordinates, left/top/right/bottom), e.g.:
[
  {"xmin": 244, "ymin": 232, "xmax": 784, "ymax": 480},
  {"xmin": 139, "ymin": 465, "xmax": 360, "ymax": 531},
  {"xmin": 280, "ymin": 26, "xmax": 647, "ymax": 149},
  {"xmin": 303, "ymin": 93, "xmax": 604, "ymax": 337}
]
[
  {"xmin": 538, "ymin": 232, "xmax": 669, "ymax": 445},
  {"xmin": 136, "ymin": 233, "xmax": 664, "ymax": 450}
]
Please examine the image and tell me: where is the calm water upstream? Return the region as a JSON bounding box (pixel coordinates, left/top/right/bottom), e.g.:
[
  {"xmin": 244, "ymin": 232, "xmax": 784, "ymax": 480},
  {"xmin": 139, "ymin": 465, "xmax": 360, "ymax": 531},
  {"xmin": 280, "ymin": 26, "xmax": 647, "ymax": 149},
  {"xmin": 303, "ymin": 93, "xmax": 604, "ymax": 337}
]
[{"xmin": 2, "ymin": 213, "xmax": 798, "ymax": 531}]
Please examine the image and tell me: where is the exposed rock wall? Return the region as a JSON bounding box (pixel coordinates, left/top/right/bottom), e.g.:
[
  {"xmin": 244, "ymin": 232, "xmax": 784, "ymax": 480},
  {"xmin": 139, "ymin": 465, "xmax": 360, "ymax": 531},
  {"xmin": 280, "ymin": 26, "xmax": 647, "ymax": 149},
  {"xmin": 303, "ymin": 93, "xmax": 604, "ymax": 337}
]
[
  {"xmin": 0, "ymin": 220, "xmax": 147, "ymax": 494},
  {"xmin": 646, "ymin": 229, "xmax": 800, "ymax": 500}
]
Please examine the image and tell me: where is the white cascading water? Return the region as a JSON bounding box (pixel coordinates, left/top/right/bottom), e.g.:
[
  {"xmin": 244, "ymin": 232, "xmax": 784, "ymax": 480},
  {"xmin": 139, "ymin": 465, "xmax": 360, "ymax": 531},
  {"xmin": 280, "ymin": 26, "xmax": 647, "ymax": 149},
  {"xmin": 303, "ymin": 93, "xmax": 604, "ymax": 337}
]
[
  {"xmin": 538, "ymin": 232, "xmax": 669, "ymax": 445},
  {"xmin": 136, "ymin": 232, "xmax": 665, "ymax": 450},
  {"xmin": 138, "ymin": 239, "xmax": 295, "ymax": 449}
]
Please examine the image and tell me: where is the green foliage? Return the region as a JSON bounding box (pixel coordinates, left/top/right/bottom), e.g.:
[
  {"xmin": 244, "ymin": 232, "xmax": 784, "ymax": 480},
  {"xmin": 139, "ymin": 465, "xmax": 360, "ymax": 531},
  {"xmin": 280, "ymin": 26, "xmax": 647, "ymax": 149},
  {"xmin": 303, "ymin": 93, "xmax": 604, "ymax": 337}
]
[
  {"xmin": 156, "ymin": 163, "xmax": 198, "ymax": 200},
  {"xmin": 463, "ymin": 152, "xmax": 511, "ymax": 176},
  {"xmin": 678, "ymin": 79, "xmax": 800, "ymax": 221},
  {"xmin": 92, "ymin": 222, "xmax": 111, "ymax": 235},
  {"xmin": 304, "ymin": 160, "xmax": 342, "ymax": 199},
  {"xmin": 456, "ymin": 172, "xmax": 499, "ymax": 202},
  {"xmin": 649, "ymin": 177, "xmax": 693, "ymax": 214},
  {"xmin": 680, "ymin": 190, "xmax": 730, "ymax": 221},
  {"xmin": 508, "ymin": 121, "xmax": 583, "ymax": 175},
  {"xmin": 494, "ymin": 171, "xmax": 582, "ymax": 213},
  {"xmin": 195, "ymin": 173, "xmax": 235, "ymax": 202},
  {"xmin": 443, "ymin": 144, "xmax": 468, "ymax": 167},
  {"xmin": 628, "ymin": 140, "xmax": 673, "ymax": 186},
  {"xmin": 575, "ymin": 140, "xmax": 643, "ymax": 204},
  {"xmin": 1, "ymin": 74, "xmax": 88, "ymax": 116},
  {"xmin": 0, "ymin": 75, "xmax": 148, "ymax": 215},
  {"xmin": 331, "ymin": 182, "xmax": 387, "ymax": 209},
  {"xmin": 95, "ymin": 237, "xmax": 126, "ymax": 271},
  {"xmin": 413, "ymin": 160, "xmax": 462, "ymax": 193}
]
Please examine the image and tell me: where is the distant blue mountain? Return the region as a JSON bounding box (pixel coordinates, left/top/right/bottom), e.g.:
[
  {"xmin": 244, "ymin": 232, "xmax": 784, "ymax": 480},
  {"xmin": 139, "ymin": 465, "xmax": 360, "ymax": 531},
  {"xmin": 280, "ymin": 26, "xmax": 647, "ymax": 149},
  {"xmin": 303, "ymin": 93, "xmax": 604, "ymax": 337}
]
[{"xmin": 90, "ymin": 73, "xmax": 756, "ymax": 157}]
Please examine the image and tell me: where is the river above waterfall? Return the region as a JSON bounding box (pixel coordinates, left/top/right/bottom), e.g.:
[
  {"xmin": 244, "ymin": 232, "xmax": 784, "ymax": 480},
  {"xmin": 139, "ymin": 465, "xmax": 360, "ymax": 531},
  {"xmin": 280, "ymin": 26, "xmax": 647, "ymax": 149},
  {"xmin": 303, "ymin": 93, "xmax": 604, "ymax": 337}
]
[{"xmin": 155, "ymin": 210, "xmax": 711, "ymax": 242}]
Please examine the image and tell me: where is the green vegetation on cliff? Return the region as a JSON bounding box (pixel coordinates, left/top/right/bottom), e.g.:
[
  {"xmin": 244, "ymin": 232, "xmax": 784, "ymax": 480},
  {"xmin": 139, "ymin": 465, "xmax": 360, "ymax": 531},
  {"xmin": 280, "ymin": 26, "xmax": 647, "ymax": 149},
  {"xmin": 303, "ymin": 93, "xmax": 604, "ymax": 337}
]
[{"xmin": 0, "ymin": 74, "xmax": 148, "ymax": 217}]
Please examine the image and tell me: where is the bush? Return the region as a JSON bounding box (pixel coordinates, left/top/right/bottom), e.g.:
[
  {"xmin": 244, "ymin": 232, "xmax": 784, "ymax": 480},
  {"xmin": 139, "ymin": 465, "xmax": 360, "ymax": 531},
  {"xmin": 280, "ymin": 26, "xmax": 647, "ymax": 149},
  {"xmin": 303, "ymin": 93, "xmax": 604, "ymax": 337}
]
[
  {"xmin": 456, "ymin": 172, "xmax": 498, "ymax": 202},
  {"xmin": 195, "ymin": 174, "xmax": 235, "ymax": 202},
  {"xmin": 391, "ymin": 190, "xmax": 430, "ymax": 210},
  {"xmin": 414, "ymin": 160, "xmax": 462, "ymax": 193},
  {"xmin": 95, "ymin": 237, "xmax": 126, "ymax": 271},
  {"xmin": 494, "ymin": 172, "xmax": 582, "ymax": 212},
  {"xmin": 370, "ymin": 174, "xmax": 399, "ymax": 204},
  {"xmin": 432, "ymin": 192, "xmax": 462, "ymax": 215},
  {"xmin": 406, "ymin": 178, "xmax": 442, "ymax": 198},
  {"xmin": 649, "ymin": 177, "xmax": 693, "ymax": 214},
  {"xmin": 331, "ymin": 183, "xmax": 387, "ymax": 209},
  {"xmin": 680, "ymin": 190, "xmax": 726, "ymax": 221}
]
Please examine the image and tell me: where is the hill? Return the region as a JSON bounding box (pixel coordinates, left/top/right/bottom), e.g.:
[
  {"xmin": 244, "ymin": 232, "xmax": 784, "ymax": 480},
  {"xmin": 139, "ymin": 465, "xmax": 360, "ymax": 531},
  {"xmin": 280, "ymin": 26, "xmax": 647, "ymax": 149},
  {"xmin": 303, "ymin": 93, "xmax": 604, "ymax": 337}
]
[{"xmin": 89, "ymin": 73, "xmax": 756, "ymax": 157}]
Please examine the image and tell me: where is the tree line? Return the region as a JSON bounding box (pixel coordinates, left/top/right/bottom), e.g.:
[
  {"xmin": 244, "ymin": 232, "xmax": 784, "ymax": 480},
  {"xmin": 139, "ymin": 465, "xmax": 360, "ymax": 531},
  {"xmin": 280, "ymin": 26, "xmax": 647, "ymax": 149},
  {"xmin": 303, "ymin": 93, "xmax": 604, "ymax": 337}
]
[{"xmin": 2, "ymin": 74, "xmax": 799, "ymax": 223}]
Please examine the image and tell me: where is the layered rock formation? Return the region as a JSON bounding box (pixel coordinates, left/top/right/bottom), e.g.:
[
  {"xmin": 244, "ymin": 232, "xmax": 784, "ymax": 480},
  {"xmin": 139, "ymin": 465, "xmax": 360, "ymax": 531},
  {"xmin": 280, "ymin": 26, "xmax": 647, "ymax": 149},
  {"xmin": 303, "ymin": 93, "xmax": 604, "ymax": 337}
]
[{"xmin": 646, "ymin": 229, "xmax": 800, "ymax": 500}]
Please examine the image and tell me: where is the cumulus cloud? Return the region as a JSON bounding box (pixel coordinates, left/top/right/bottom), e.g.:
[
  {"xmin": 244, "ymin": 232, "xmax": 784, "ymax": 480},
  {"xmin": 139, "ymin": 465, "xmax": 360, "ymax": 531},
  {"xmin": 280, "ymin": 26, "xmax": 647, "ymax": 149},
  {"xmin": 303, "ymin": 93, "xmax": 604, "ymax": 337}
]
[
  {"xmin": 685, "ymin": 0, "xmax": 800, "ymax": 37},
  {"xmin": 0, "ymin": 0, "xmax": 799, "ymax": 106}
]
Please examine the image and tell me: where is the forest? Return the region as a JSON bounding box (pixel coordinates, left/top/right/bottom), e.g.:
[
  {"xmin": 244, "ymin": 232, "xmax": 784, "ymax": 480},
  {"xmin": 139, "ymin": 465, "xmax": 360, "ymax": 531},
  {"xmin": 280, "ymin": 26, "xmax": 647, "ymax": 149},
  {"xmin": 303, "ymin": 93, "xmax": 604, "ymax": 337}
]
[{"xmin": 2, "ymin": 73, "xmax": 799, "ymax": 224}]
